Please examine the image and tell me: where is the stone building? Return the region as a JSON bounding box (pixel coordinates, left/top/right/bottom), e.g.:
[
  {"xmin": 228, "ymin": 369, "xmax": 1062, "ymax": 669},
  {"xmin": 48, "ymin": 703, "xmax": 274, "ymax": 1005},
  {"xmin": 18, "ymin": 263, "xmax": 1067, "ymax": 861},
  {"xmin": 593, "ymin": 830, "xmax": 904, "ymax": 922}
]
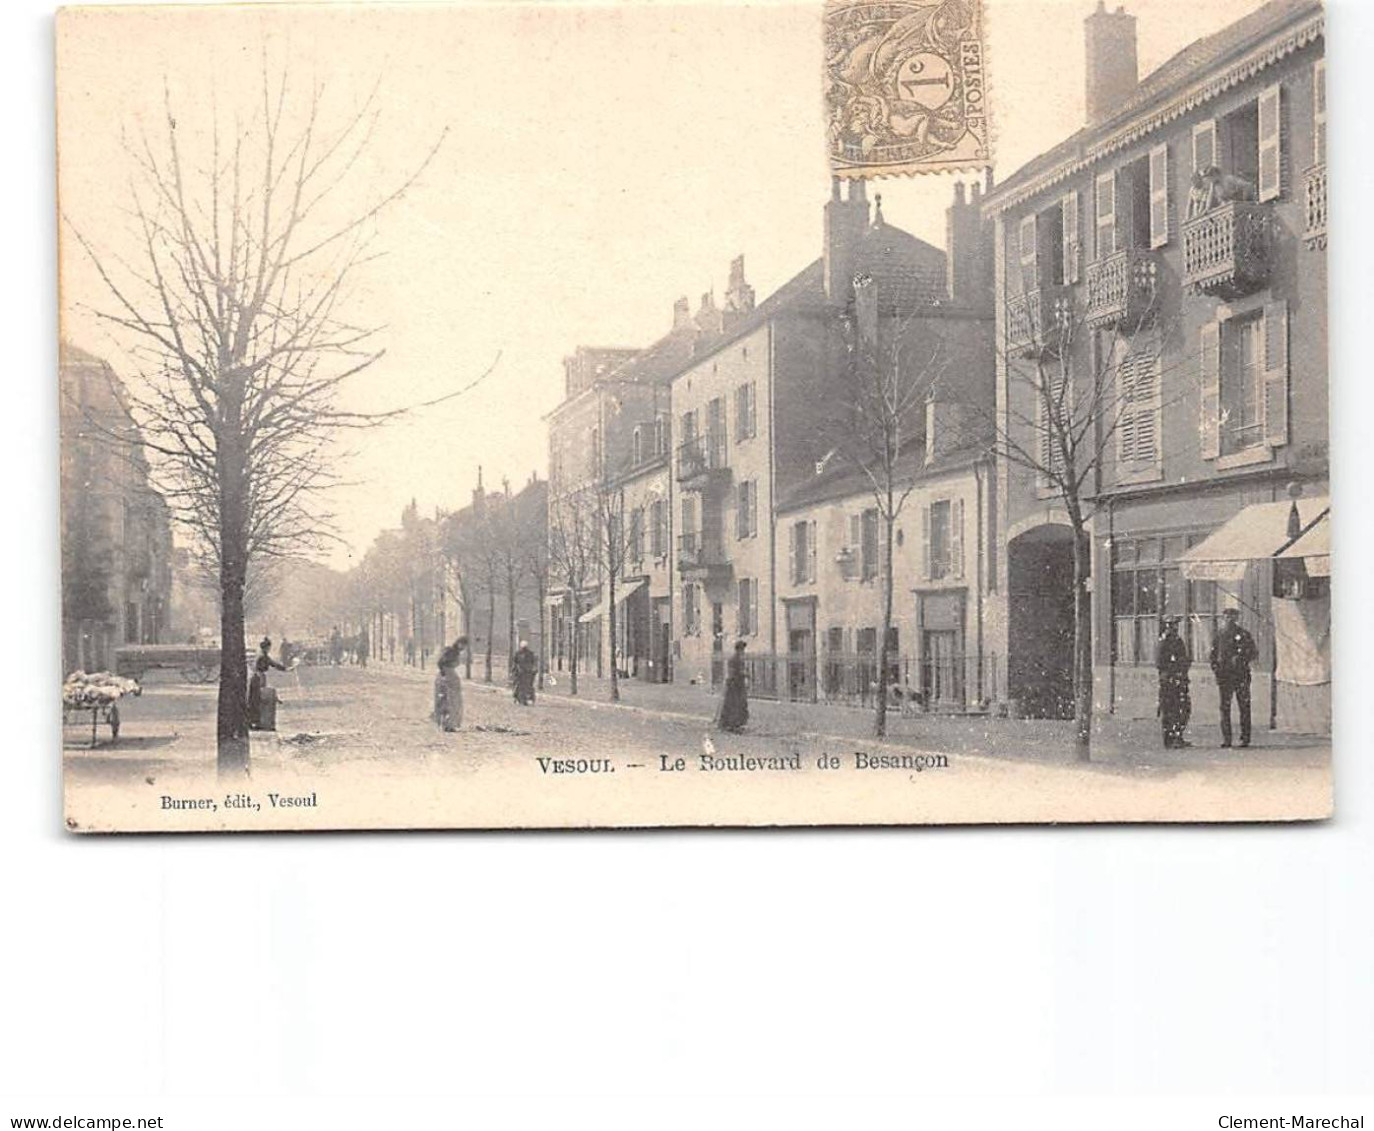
[
  {"xmin": 982, "ymin": 0, "xmax": 1328, "ymax": 730},
  {"xmin": 59, "ymin": 341, "xmax": 174, "ymax": 674}
]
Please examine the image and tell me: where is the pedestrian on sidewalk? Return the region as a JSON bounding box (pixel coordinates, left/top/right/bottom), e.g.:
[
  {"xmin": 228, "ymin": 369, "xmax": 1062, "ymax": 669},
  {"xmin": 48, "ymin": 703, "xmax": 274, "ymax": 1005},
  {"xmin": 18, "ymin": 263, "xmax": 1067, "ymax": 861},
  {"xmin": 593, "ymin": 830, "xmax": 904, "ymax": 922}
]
[
  {"xmin": 716, "ymin": 640, "xmax": 749, "ymax": 733},
  {"xmin": 1210, "ymin": 606, "xmax": 1258, "ymax": 748},
  {"xmin": 512, "ymin": 640, "xmax": 537, "ymax": 705},
  {"xmin": 248, "ymin": 637, "xmax": 287, "ymax": 731},
  {"xmin": 1156, "ymin": 616, "xmax": 1192, "ymax": 748},
  {"xmin": 434, "ymin": 638, "xmax": 467, "ymax": 733}
]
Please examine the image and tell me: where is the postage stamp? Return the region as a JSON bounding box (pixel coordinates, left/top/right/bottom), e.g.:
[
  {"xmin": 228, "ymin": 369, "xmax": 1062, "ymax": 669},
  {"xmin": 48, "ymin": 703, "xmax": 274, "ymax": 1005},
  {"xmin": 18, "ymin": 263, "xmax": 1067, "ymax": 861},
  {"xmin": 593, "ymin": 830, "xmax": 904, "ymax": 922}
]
[{"xmin": 825, "ymin": 0, "xmax": 992, "ymax": 178}]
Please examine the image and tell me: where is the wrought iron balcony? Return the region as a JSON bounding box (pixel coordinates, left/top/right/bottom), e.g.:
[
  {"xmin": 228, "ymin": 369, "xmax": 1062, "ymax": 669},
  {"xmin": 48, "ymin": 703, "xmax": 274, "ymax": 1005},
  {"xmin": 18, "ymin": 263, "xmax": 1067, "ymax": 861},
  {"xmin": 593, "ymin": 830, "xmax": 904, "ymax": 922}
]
[
  {"xmin": 1084, "ymin": 248, "xmax": 1160, "ymax": 331},
  {"xmin": 675, "ymin": 433, "xmax": 729, "ymax": 489},
  {"xmin": 1303, "ymin": 164, "xmax": 1327, "ymax": 250},
  {"xmin": 677, "ymin": 531, "xmax": 732, "ymax": 582},
  {"xmin": 1181, "ymin": 200, "xmax": 1273, "ymax": 299},
  {"xmin": 1005, "ymin": 285, "xmax": 1074, "ymax": 358}
]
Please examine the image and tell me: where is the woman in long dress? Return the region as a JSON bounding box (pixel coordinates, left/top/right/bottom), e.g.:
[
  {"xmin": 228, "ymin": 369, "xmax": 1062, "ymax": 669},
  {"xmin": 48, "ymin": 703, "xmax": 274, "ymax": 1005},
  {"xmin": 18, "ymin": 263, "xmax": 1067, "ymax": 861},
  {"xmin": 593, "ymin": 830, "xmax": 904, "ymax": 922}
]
[
  {"xmin": 717, "ymin": 640, "xmax": 749, "ymax": 733},
  {"xmin": 247, "ymin": 637, "xmax": 286, "ymax": 730},
  {"xmin": 434, "ymin": 638, "xmax": 466, "ymax": 732}
]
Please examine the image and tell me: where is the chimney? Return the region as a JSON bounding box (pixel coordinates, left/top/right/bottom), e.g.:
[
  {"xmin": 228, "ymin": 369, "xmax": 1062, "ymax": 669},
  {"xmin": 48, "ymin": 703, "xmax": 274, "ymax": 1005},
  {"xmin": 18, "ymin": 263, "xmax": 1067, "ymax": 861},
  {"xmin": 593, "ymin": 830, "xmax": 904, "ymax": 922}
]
[
  {"xmin": 824, "ymin": 177, "xmax": 871, "ymax": 303},
  {"xmin": 673, "ymin": 296, "xmax": 692, "ymax": 331},
  {"xmin": 925, "ymin": 398, "xmax": 967, "ymax": 464},
  {"xmin": 1085, "ymin": 2, "xmax": 1138, "ymax": 125},
  {"xmin": 945, "ymin": 179, "xmax": 993, "ymax": 310},
  {"xmin": 724, "ymin": 255, "xmax": 755, "ymax": 316}
]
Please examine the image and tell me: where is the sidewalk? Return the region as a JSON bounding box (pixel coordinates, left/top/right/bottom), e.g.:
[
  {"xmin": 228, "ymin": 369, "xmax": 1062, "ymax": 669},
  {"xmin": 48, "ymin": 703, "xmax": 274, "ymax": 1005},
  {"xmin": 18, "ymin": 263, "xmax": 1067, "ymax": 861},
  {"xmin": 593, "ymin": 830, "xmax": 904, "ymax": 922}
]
[{"xmin": 426, "ymin": 661, "xmax": 1331, "ymax": 772}]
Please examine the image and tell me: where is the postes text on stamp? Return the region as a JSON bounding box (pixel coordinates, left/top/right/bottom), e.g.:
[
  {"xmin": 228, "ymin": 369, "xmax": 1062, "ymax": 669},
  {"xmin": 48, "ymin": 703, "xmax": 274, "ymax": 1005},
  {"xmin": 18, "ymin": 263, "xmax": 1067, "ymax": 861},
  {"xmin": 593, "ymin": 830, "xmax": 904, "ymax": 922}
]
[{"xmin": 825, "ymin": 0, "xmax": 991, "ymax": 178}]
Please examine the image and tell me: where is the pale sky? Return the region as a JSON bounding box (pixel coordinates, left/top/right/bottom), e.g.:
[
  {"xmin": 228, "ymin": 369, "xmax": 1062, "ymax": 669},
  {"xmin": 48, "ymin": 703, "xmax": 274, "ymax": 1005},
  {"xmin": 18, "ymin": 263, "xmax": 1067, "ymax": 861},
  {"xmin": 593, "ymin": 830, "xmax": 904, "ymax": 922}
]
[{"xmin": 56, "ymin": 0, "xmax": 1269, "ymax": 569}]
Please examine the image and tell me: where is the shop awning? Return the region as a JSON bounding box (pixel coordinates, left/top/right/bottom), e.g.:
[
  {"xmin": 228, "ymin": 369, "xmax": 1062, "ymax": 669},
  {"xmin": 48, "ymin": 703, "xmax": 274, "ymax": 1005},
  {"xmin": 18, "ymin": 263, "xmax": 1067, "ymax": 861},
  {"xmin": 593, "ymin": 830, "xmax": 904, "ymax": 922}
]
[
  {"xmin": 1179, "ymin": 497, "xmax": 1330, "ymax": 582},
  {"xmin": 1278, "ymin": 511, "xmax": 1330, "ymax": 577},
  {"xmin": 576, "ymin": 578, "xmax": 647, "ymax": 623}
]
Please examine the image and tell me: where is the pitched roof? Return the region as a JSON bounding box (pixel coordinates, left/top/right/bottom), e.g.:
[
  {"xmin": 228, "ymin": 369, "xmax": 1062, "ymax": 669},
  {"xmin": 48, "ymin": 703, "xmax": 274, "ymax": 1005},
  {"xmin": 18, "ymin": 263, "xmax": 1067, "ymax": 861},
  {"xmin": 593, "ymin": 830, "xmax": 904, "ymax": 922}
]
[
  {"xmin": 986, "ymin": 0, "xmax": 1323, "ymax": 212},
  {"xmin": 776, "ymin": 442, "xmax": 991, "ymax": 515}
]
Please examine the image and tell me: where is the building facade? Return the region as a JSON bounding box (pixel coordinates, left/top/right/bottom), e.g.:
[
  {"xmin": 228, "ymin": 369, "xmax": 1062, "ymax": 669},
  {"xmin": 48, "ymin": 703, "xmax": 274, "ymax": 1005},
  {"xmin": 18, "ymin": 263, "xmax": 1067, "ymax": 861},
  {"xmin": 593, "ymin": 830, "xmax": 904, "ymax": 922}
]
[
  {"xmin": 59, "ymin": 341, "xmax": 174, "ymax": 675},
  {"xmin": 983, "ymin": 0, "xmax": 1328, "ymax": 730}
]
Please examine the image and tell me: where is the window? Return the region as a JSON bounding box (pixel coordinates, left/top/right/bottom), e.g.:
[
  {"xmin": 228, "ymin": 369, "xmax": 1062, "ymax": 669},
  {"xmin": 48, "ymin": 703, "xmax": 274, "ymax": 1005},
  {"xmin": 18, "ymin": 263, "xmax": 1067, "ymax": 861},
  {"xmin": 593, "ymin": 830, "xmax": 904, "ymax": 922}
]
[
  {"xmin": 1221, "ymin": 315, "xmax": 1264, "ymax": 455},
  {"xmin": 1192, "ymin": 119, "xmax": 1218, "ymax": 175},
  {"xmin": 1149, "ymin": 144, "xmax": 1171, "ymax": 248},
  {"xmin": 655, "ymin": 414, "xmax": 668, "ymax": 456},
  {"xmin": 1095, "ymin": 171, "xmax": 1117, "ymax": 260},
  {"xmin": 1222, "ymin": 101, "xmax": 1260, "ymax": 191},
  {"xmin": 1061, "ymin": 191, "xmax": 1080, "ymax": 284},
  {"xmin": 1126, "ymin": 153, "xmax": 1151, "ymax": 251},
  {"xmin": 922, "ymin": 499, "xmax": 964, "ymax": 581},
  {"xmin": 632, "ymin": 427, "xmax": 644, "ymax": 467},
  {"xmin": 1115, "ymin": 335, "xmax": 1162, "ymax": 468},
  {"xmin": 1112, "ymin": 534, "xmax": 1214, "ymax": 665},
  {"xmin": 789, "ymin": 520, "xmax": 817, "ymax": 585},
  {"xmin": 1257, "ymin": 83, "xmax": 1282, "ymax": 201},
  {"xmin": 736, "ymin": 578, "xmax": 759, "ymax": 636},
  {"xmin": 735, "ymin": 382, "xmax": 757, "ymax": 442},
  {"xmin": 1313, "ymin": 61, "xmax": 1327, "ymax": 166},
  {"xmin": 1036, "ymin": 367, "xmax": 1070, "ymax": 484},
  {"xmin": 650, "ymin": 500, "xmax": 666, "ymax": 557},
  {"xmin": 680, "ymin": 494, "xmax": 697, "ymax": 543},
  {"xmin": 629, "ymin": 508, "xmax": 644, "ymax": 564},
  {"xmin": 736, "ymin": 479, "xmax": 758, "ymax": 539},
  {"xmin": 683, "ymin": 583, "xmax": 700, "ymax": 635},
  {"xmin": 860, "ymin": 508, "xmax": 880, "ymax": 581},
  {"xmin": 1018, "ymin": 213, "xmax": 1038, "ymax": 292}
]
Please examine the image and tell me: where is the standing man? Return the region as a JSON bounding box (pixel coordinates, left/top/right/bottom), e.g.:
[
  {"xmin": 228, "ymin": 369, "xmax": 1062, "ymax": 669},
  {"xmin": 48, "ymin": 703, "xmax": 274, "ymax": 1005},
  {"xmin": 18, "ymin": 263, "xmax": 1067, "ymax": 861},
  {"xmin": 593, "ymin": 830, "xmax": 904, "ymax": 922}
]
[
  {"xmin": 512, "ymin": 640, "xmax": 538, "ymax": 705},
  {"xmin": 1156, "ymin": 616, "xmax": 1191, "ymax": 749},
  {"xmin": 1210, "ymin": 606, "xmax": 1258, "ymax": 748}
]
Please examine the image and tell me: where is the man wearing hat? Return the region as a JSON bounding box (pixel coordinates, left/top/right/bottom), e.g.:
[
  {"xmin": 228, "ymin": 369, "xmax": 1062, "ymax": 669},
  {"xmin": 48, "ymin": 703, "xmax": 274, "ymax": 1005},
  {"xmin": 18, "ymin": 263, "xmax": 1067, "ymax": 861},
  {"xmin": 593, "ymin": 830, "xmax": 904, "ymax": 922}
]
[
  {"xmin": 1156, "ymin": 616, "xmax": 1192, "ymax": 748},
  {"xmin": 1209, "ymin": 606, "xmax": 1258, "ymax": 747}
]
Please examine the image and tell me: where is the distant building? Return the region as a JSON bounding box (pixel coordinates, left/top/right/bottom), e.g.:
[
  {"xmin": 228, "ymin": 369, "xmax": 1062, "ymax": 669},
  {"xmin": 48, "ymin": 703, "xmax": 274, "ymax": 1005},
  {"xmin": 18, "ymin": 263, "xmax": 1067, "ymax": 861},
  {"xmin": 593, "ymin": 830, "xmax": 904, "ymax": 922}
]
[
  {"xmin": 59, "ymin": 341, "xmax": 174, "ymax": 674},
  {"xmin": 983, "ymin": 0, "xmax": 1328, "ymax": 730}
]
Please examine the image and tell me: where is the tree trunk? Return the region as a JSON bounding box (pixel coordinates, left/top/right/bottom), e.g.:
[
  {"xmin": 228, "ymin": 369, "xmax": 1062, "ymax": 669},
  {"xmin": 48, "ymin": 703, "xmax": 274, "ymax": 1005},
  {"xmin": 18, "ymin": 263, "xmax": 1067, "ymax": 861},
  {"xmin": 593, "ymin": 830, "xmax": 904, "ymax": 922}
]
[
  {"xmin": 608, "ymin": 569, "xmax": 620, "ymax": 703},
  {"xmin": 462, "ymin": 584, "xmax": 473, "ymax": 679},
  {"xmin": 507, "ymin": 571, "xmax": 517, "ymax": 673},
  {"xmin": 536, "ymin": 576, "xmax": 547, "ymax": 690},
  {"xmin": 875, "ymin": 511, "xmax": 895, "ymax": 738},
  {"xmin": 1071, "ymin": 525, "xmax": 1093, "ymax": 757},
  {"xmin": 484, "ymin": 586, "xmax": 495, "ymax": 683},
  {"xmin": 569, "ymin": 593, "xmax": 580, "ymax": 696},
  {"xmin": 215, "ymin": 416, "xmax": 250, "ymax": 779}
]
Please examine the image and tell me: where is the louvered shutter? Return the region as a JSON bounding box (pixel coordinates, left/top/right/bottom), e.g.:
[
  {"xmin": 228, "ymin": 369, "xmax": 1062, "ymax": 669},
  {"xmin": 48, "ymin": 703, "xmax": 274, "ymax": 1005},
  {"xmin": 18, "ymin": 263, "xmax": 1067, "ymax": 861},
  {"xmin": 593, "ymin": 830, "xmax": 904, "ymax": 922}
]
[
  {"xmin": 1314, "ymin": 60, "xmax": 1327, "ymax": 165},
  {"xmin": 750, "ymin": 479, "xmax": 758, "ymax": 537},
  {"xmin": 1258, "ymin": 84, "xmax": 1283, "ymax": 202},
  {"xmin": 1061, "ymin": 192, "xmax": 1080, "ymax": 284},
  {"xmin": 1095, "ymin": 172, "xmax": 1116, "ymax": 259},
  {"xmin": 750, "ymin": 382, "xmax": 758, "ymax": 438},
  {"xmin": 1019, "ymin": 213, "xmax": 1038, "ymax": 292},
  {"xmin": 952, "ymin": 499, "xmax": 965, "ymax": 580},
  {"xmin": 1263, "ymin": 300, "xmax": 1290, "ymax": 447},
  {"xmin": 1192, "ymin": 119, "xmax": 1217, "ymax": 174},
  {"xmin": 1199, "ymin": 321, "xmax": 1222, "ymax": 460},
  {"xmin": 750, "ymin": 579, "xmax": 759, "ymax": 637},
  {"xmin": 1149, "ymin": 144, "xmax": 1170, "ymax": 249},
  {"xmin": 1117, "ymin": 348, "xmax": 1137, "ymax": 464},
  {"xmin": 921, "ymin": 504, "xmax": 932, "ymax": 580},
  {"xmin": 1136, "ymin": 350, "xmax": 1161, "ymax": 464},
  {"xmin": 808, "ymin": 520, "xmax": 818, "ymax": 584},
  {"xmin": 877, "ymin": 514, "xmax": 888, "ymax": 580},
  {"xmin": 787, "ymin": 523, "xmax": 798, "ymax": 586}
]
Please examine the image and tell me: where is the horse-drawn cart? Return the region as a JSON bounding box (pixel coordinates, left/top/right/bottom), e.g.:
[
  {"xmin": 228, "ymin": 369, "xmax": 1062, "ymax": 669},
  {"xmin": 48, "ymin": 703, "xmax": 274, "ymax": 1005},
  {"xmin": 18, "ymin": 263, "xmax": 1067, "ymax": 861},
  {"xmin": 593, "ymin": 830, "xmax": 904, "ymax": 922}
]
[
  {"xmin": 115, "ymin": 643, "xmax": 221, "ymax": 683},
  {"xmin": 62, "ymin": 671, "xmax": 141, "ymax": 748}
]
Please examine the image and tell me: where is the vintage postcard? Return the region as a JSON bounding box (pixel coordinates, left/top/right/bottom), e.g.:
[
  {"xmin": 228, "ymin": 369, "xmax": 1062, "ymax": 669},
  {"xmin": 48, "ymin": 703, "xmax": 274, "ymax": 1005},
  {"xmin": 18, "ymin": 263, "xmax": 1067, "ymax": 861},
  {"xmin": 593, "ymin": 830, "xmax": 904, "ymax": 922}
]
[{"xmin": 56, "ymin": 0, "xmax": 1331, "ymax": 832}]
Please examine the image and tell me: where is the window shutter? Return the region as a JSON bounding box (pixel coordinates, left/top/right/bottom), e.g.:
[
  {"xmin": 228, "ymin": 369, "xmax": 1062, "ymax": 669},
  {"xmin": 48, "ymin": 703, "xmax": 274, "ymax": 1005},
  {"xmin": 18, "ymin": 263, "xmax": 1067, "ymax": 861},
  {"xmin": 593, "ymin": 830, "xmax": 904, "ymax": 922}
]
[
  {"xmin": 808, "ymin": 520, "xmax": 818, "ymax": 584},
  {"xmin": 1258, "ymin": 83, "xmax": 1283, "ymax": 202},
  {"xmin": 849, "ymin": 513, "xmax": 861, "ymax": 549},
  {"xmin": 1314, "ymin": 60, "xmax": 1327, "ymax": 166},
  {"xmin": 1192, "ymin": 119, "xmax": 1217, "ymax": 174},
  {"xmin": 1061, "ymin": 192, "xmax": 1080, "ymax": 284},
  {"xmin": 1095, "ymin": 172, "xmax": 1116, "ymax": 260},
  {"xmin": 787, "ymin": 523, "xmax": 798, "ymax": 586},
  {"xmin": 1199, "ymin": 321, "xmax": 1222, "ymax": 460},
  {"xmin": 750, "ymin": 579, "xmax": 759, "ymax": 636},
  {"xmin": 749, "ymin": 382, "xmax": 757, "ymax": 437},
  {"xmin": 952, "ymin": 499, "xmax": 965, "ymax": 580},
  {"xmin": 750, "ymin": 479, "xmax": 758, "ymax": 537},
  {"xmin": 1149, "ymin": 144, "xmax": 1170, "ymax": 249},
  {"xmin": 1136, "ymin": 350, "xmax": 1162, "ymax": 465},
  {"xmin": 877, "ymin": 515, "xmax": 888, "ymax": 580},
  {"xmin": 1019, "ymin": 213, "xmax": 1038, "ymax": 291},
  {"xmin": 921, "ymin": 504, "xmax": 932, "ymax": 580},
  {"xmin": 1263, "ymin": 300, "xmax": 1290, "ymax": 447}
]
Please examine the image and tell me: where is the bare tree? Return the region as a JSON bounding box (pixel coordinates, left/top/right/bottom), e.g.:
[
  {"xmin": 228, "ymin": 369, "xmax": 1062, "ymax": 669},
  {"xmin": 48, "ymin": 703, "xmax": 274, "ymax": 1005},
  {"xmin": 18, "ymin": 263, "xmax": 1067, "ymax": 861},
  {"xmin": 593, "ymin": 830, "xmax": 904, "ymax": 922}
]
[
  {"xmin": 594, "ymin": 481, "xmax": 641, "ymax": 703},
  {"xmin": 990, "ymin": 294, "xmax": 1170, "ymax": 756},
  {"xmin": 831, "ymin": 280, "xmax": 948, "ymax": 737},
  {"xmin": 66, "ymin": 69, "xmax": 446, "ymax": 775},
  {"xmin": 547, "ymin": 485, "xmax": 598, "ymax": 697}
]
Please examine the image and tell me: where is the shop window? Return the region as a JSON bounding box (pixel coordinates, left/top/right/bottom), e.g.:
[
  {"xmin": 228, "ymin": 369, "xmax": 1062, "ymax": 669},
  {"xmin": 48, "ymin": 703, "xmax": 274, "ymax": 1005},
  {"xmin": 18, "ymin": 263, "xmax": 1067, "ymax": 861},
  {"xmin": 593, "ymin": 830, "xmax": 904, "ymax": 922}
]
[
  {"xmin": 1221, "ymin": 313, "xmax": 1264, "ymax": 455},
  {"xmin": 1112, "ymin": 532, "xmax": 1222, "ymax": 665}
]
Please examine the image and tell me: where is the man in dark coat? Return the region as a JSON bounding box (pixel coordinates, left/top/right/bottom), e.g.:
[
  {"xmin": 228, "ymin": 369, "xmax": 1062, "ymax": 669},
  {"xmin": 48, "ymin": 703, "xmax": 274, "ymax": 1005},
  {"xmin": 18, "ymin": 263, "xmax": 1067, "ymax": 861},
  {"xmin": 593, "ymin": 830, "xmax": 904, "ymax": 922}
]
[
  {"xmin": 1155, "ymin": 616, "xmax": 1192, "ymax": 748},
  {"xmin": 512, "ymin": 640, "xmax": 538, "ymax": 705},
  {"xmin": 1210, "ymin": 606, "xmax": 1259, "ymax": 748}
]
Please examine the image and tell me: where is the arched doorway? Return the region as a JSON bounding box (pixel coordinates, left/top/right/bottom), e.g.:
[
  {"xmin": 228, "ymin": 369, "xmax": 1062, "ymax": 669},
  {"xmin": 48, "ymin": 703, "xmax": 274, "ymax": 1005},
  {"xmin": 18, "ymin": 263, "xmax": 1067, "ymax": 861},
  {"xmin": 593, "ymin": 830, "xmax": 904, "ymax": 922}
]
[{"xmin": 1007, "ymin": 522, "xmax": 1079, "ymax": 719}]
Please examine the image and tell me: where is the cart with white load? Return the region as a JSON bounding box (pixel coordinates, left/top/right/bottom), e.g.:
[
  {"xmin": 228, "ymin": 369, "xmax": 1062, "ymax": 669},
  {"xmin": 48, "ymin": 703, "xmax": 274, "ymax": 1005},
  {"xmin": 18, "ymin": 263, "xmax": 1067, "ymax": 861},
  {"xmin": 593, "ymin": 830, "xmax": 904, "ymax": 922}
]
[{"xmin": 62, "ymin": 671, "xmax": 142, "ymax": 747}]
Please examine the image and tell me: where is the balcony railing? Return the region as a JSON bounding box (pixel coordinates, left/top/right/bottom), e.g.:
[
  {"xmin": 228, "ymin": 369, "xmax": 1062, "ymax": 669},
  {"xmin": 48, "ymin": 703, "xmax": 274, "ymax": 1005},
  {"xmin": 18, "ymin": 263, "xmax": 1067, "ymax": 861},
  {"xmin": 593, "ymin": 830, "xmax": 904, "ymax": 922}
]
[
  {"xmin": 1181, "ymin": 199, "xmax": 1273, "ymax": 298},
  {"xmin": 1006, "ymin": 285, "xmax": 1074, "ymax": 358},
  {"xmin": 675, "ymin": 433, "xmax": 729, "ymax": 487},
  {"xmin": 1303, "ymin": 164, "xmax": 1327, "ymax": 250},
  {"xmin": 1084, "ymin": 248, "xmax": 1159, "ymax": 331},
  {"xmin": 676, "ymin": 531, "xmax": 732, "ymax": 581}
]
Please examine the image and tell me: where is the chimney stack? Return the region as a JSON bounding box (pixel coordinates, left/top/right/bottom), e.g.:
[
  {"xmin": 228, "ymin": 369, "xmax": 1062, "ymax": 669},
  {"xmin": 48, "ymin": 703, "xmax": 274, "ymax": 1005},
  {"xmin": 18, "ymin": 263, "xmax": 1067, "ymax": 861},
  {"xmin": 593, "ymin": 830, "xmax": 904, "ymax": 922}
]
[
  {"xmin": 945, "ymin": 179, "xmax": 993, "ymax": 310},
  {"xmin": 824, "ymin": 177, "xmax": 871, "ymax": 304},
  {"xmin": 1084, "ymin": 2, "xmax": 1138, "ymax": 126},
  {"xmin": 724, "ymin": 255, "xmax": 755, "ymax": 316},
  {"xmin": 673, "ymin": 296, "xmax": 692, "ymax": 331}
]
